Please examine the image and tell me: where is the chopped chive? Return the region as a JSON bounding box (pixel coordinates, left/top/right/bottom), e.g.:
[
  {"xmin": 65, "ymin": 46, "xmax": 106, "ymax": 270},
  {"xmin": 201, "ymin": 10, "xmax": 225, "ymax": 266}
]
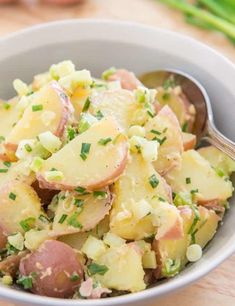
[
  {"xmin": 3, "ymin": 103, "xmax": 10, "ymax": 110},
  {"xmin": 58, "ymin": 214, "xmax": 67, "ymax": 224},
  {"xmin": 70, "ymin": 273, "xmax": 80, "ymax": 282},
  {"xmin": 98, "ymin": 137, "xmax": 112, "ymax": 146},
  {"xmin": 67, "ymin": 126, "xmax": 77, "ymax": 141},
  {"xmin": 153, "ymin": 136, "xmax": 167, "ymax": 145},
  {"xmin": 67, "ymin": 212, "xmax": 83, "ymax": 228},
  {"xmin": 39, "ymin": 214, "xmax": 50, "ymax": 223},
  {"xmin": 215, "ymin": 167, "xmax": 225, "ymax": 177},
  {"xmin": 182, "ymin": 122, "xmax": 188, "ymax": 132},
  {"xmin": 87, "ymin": 263, "xmax": 109, "ymax": 276},
  {"xmin": 186, "ymin": 177, "xmax": 191, "ymax": 184},
  {"xmin": 93, "ymin": 191, "xmax": 108, "ymax": 199},
  {"xmin": 0, "ymin": 136, "xmax": 5, "ymax": 143},
  {"xmin": 149, "ymin": 174, "xmax": 159, "ymax": 189},
  {"xmin": 82, "ymin": 98, "xmax": 91, "ymax": 112},
  {"xmin": 74, "ymin": 198, "xmax": 84, "ymax": 208},
  {"xmin": 17, "ymin": 275, "xmax": 33, "ymax": 289},
  {"xmin": 80, "ymin": 143, "xmax": 91, "ymax": 161},
  {"xmin": 32, "ymin": 104, "xmax": 43, "ymax": 112},
  {"xmin": 162, "ymin": 127, "xmax": 168, "ymax": 133},
  {"xmin": 162, "ymin": 92, "xmax": 170, "ymax": 100},
  {"xmin": 24, "ymin": 144, "xmax": 32, "ymax": 152},
  {"xmin": 191, "ymin": 189, "xmax": 199, "ymax": 195},
  {"xmin": 147, "ymin": 110, "xmax": 154, "ymax": 118},
  {"xmin": 159, "ymin": 197, "xmax": 166, "ymax": 202},
  {"xmin": 74, "ymin": 186, "xmax": 90, "ymax": 195},
  {"xmin": 150, "ymin": 129, "xmax": 161, "ymax": 135},
  {"xmin": 20, "ymin": 217, "xmax": 36, "ymax": 232},
  {"xmin": 95, "ymin": 110, "xmax": 104, "ymax": 120},
  {"xmin": 163, "ymin": 77, "xmax": 176, "ymax": 90},
  {"xmin": 0, "ymin": 169, "xmax": 8, "ymax": 173},
  {"xmin": 3, "ymin": 161, "xmax": 11, "ymax": 168},
  {"xmin": 9, "ymin": 192, "xmax": 16, "ymax": 200}
]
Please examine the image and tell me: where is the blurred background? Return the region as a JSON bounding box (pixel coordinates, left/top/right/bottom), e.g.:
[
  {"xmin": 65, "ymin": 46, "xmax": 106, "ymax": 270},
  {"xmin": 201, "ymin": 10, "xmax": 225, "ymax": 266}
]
[{"xmin": 0, "ymin": 0, "xmax": 235, "ymax": 305}]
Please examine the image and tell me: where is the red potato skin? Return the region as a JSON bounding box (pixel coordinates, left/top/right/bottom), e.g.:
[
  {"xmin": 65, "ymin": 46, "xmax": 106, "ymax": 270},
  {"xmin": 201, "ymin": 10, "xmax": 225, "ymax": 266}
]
[
  {"xmin": 37, "ymin": 142, "xmax": 129, "ymax": 191},
  {"xmin": 156, "ymin": 215, "xmax": 183, "ymax": 240},
  {"xmin": 19, "ymin": 240, "xmax": 83, "ymax": 298},
  {"xmin": 0, "ymin": 251, "xmax": 29, "ymax": 277},
  {"xmin": 108, "ymin": 69, "xmax": 142, "ymax": 91}
]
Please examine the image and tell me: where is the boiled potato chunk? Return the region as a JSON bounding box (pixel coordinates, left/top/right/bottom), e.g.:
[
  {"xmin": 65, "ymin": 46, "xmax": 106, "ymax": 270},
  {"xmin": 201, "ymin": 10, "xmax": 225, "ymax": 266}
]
[
  {"xmin": 91, "ymin": 89, "xmax": 138, "ymax": 131},
  {"xmin": 70, "ymin": 86, "xmax": 91, "ymax": 119},
  {"xmin": 110, "ymin": 153, "xmax": 181, "ymax": 240},
  {"xmin": 37, "ymin": 117, "xmax": 128, "ymax": 190},
  {"xmin": 93, "ymin": 243, "xmax": 146, "ymax": 293},
  {"xmin": 145, "ymin": 105, "xmax": 183, "ymax": 174},
  {"xmin": 182, "ymin": 132, "xmax": 196, "ymax": 151},
  {"xmin": 156, "ymin": 87, "xmax": 196, "ymax": 132},
  {"xmin": 51, "ymin": 190, "xmax": 112, "ymax": 236},
  {"xmin": 4, "ymin": 82, "xmax": 74, "ymax": 153},
  {"xmin": 0, "ymin": 97, "xmax": 20, "ymax": 138},
  {"xmin": 165, "ymin": 150, "xmax": 233, "ymax": 203},
  {"xmin": 19, "ymin": 240, "xmax": 84, "ymax": 298},
  {"xmin": 0, "ymin": 181, "xmax": 45, "ymax": 235},
  {"xmin": 153, "ymin": 205, "xmax": 220, "ymax": 277},
  {"xmin": 198, "ymin": 146, "xmax": 235, "ymax": 177},
  {"xmin": 0, "ymin": 250, "xmax": 28, "ymax": 277}
]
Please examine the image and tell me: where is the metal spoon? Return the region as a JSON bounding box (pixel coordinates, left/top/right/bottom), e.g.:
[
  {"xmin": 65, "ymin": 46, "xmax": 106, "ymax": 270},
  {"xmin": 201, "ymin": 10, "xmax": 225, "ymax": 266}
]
[{"xmin": 139, "ymin": 69, "xmax": 235, "ymax": 161}]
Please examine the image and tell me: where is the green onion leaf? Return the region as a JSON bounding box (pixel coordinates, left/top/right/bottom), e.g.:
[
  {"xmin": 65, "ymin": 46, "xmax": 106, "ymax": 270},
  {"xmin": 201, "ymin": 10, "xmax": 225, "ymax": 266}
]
[
  {"xmin": 82, "ymin": 98, "xmax": 91, "ymax": 112},
  {"xmin": 67, "ymin": 212, "xmax": 83, "ymax": 228},
  {"xmin": 3, "ymin": 161, "xmax": 11, "ymax": 168},
  {"xmin": 32, "ymin": 104, "xmax": 43, "ymax": 112},
  {"xmin": 70, "ymin": 273, "xmax": 80, "ymax": 282},
  {"xmin": 9, "ymin": 192, "xmax": 16, "ymax": 201},
  {"xmin": 98, "ymin": 137, "xmax": 112, "ymax": 146},
  {"xmin": 93, "ymin": 191, "xmax": 108, "ymax": 199},
  {"xmin": 87, "ymin": 263, "xmax": 109, "ymax": 276},
  {"xmin": 58, "ymin": 214, "xmax": 67, "ymax": 224},
  {"xmin": 0, "ymin": 169, "xmax": 8, "ymax": 173},
  {"xmin": 149, "ymin": 174, "xmax": 159, "ymax": 189},
  {"xmin": 74, "ymin": 198, "xmax": 84, "ymax": 208},
  {"xmin": 24, "ymin": 144, "xmax": 32, "ymax": 152},
  {"xmin": 186, "ymin": 177, "xmax": 191, "ymax": 184},
  {"xmin": 19, "ymin": 217, "xmax": 36, "ymax": 232},
  {"xmin": 80, "ymin": 143, "xmax": 91, "ymax": 161}
]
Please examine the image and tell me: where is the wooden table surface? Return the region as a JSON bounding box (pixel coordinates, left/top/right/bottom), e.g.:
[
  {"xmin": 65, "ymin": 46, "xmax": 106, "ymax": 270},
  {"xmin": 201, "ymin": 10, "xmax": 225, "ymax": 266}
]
[{"xmin": 0, "ymin": 0, "xmax": 235, "ymax": 305}]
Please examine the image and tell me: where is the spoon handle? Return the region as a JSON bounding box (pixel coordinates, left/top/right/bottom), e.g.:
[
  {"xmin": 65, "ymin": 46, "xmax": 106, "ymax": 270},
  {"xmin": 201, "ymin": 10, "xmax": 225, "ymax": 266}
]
[{"xmin": 203, "ymin": 121, "xmax": 235, "ymax": 161}]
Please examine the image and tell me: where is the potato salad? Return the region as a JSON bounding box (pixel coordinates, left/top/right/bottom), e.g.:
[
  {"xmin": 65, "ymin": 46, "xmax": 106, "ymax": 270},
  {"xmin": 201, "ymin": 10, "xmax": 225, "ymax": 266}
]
[{"xmin": 0, "ymin": 61, "xmax": 234, "ymax": 299}]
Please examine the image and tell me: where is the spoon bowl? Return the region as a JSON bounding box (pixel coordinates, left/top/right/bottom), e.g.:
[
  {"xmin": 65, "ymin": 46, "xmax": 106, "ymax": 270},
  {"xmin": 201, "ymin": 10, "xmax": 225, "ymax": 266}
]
[{"xmin": 139, "ymin": 69, "xmax": 235, "ymax": 160}]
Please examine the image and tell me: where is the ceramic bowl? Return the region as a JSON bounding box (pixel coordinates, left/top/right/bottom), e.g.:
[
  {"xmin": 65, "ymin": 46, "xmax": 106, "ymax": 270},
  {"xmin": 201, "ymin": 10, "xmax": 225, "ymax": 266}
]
[{"xmin": 0, "ymin": 19, "xmax": 234, "ymax": 306}]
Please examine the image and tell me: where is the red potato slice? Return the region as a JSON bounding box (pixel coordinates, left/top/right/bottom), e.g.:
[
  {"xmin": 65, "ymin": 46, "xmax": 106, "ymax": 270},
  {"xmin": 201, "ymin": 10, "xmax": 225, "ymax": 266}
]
[
  {"xmin": 198, "ymin": 146, "xmax": 235, "ymax": 177},
  {"xmin": 0, "ymin": 251, "xmax": 29, "ymax": 276},
  {"xmin": 37, "ymin": 117, "xmax": 128, "ymax": 191},
  {"xmin": 110, "ymin": 153, "xmax": 176, "ymax": 240},
  {"xmin": 19, "ymin": 240, "xmax": 83, "ymax": 298},
  {"xmin": 165, "ymin": 150, "xmax": 233, "ymax": 204},
  {"xmin": 0, "ymin": 181, "xmax": 45, "ymax": 235},
  {"xmin": 182, "ymin": 132, "xmax": 196, "ymax": 151},
  {"xmin": 91, "ymin": 89, "xmax": 138, "ymax": 131},
  {"xmin": 145, "ymin": 105, "xmax": 183, "ymax": 175},
  {"xmin": 156, "ymin": 88, "xmax": 196, "ymax": 132},
  {"xmin": 152, "ymin": 205, "xmax": 220, "ymax": 278},
  {"xmin": 51, "ymin": 189, "xmax": 112, "ymax": 237},
  {"xmin": 108, "ymin": 69, "xmax": 141, "ymax": 90},
  {"xmin": 4, "ymin": 81, "xmax": 74, "ymax": 154}
]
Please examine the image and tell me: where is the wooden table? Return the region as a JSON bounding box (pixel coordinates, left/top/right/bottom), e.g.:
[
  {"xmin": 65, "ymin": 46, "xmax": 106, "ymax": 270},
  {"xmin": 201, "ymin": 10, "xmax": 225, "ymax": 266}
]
[{"xmin": 0, "ymin": 0, "xmax": 235, "ymax": 305}]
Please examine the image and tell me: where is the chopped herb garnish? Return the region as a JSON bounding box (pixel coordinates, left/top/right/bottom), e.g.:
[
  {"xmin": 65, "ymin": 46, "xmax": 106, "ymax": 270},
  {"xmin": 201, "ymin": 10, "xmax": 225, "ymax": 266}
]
[
  {"xmin": 182, "ymin": 122, "xmax": 188, "ymax": 132},
  {"xmin": 155, "ymin": 136, "xmax": 167, "ymax": 146},
  {"xmin": 150, "ymin": 129, "xmax": 161, "ymax": 135},
  {"xmin": 95, "ymin": 110, "xmax": 104, "ymax": 120},
  {"xmin": 20, "ymin": 217, "xmax": 36, "ymax": 232},
  {"xmin": 74, "ymin": 199, "xmax": 84, "ymax": 208},
  {"xmin": 58, "ymin": 214, "xmax": 67, "ymax": 224},
  {"xmin": 6, "ymin": 243, "xmax": 18, "ymax": 255},
  {"xmin": 17, "ymin": 275, "xmax": 34, "ymax": 289},
  {"xmin": 159, "ymin": 197, "xmax": 166, "ymax": 202},
  {"xmin": 98, "ymin": 137, "xmax": 112, "ymax": 146},
  {"xmin": 186, "ymin": 177, "xmax": 191, "ymax": 184},
  {"xmin": 3, "ymin": 103, "xmax": 10, "ymax": 110},
  {"xmin": 26, "ymin": 91, "xmax": 34, "ymax": 96},
  {"xmin": 147, "ymin": 110, "xmax": 154, "ymax": 118},
  {"xmin": 191, "ymin": 189, "xmax": 199, "ymax": 195},
  {"xmin": 93, "ymin": 191, "xmax": 108, "ymax": 199},
  {"xmin": 0, "ymin": 169, "xmax": 8, "ymax": 173},
  {"xmin": 24, "ymin": 144, "xmax": 32, "ymax": 152},
  {"xmin": 32, "ymin": 104, "xmax": 43, "ymax": 112},
  {"xmin": 135, "ymin": 145, "xmax": 141, "ymax": 154},
  {"xmin": 82, "ymin": 98, "xmax": 91, "ymax": 112},
  {"xmin": 67, "ymin": 212, "xmax": 83, "ymax": 228},
  {"xmin": 80, "ymin": 143, "xmax": 91, "ymax": 161},
  {"xmin": 162, "ymin": 127, "xmax": 168, "ymax": 133},
  {"xmin": 9, "ymin": 192, "xmax": 16, "ymax": 200},
  {"xmin": 3, "ymin": 161, "xmax": 11, "ymax": 168},
  {"xmin": 149, "ymin": 174, "xmax": 159, "ymax": 189},
  {"xmin": 70, "ymin": 273, "xmax": 80, "ymax": 282},
  {"xmin": 67, "ymin": 126, "xmax": 77, "ymax": 141},
  {"xmin": 0, "ymin": 136, "xmax": 5, "ymax": 143},
  {"xmin": 162, "ymin": 77, "xmax": 176, "ymax": 90},
  {"xmin": 74, "ymin": 186, "xmax": 89, "ymax": 195},
  {"xmin": 87, "ymin": 263, "xmax": 109, "ymax": 276},
  {"xmin": 162, "ymin": 92, "xmax": 170, "ymax": 100},
  {"xmin": 162, "ymin": 258, "xmax": 180, "ymax": 277},
  {"xmin": 215, "ymin": 167, "xmax": 225, "ymax": 177},
  {"xmin": 39, "ymin": 214, "xmax": 50, "ymax": 223}
]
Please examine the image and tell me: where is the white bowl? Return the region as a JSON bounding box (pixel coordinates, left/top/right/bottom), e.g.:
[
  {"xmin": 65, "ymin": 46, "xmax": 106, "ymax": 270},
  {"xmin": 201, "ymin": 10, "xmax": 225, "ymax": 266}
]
[{"xmin": 0, "ymin": 19, "xmax": 234, "ymax": 306}]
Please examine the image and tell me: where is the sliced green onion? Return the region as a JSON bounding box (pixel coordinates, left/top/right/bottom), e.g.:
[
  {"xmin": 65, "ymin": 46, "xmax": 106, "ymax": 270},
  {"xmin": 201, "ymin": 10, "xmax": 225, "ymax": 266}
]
[
  {"xmin": 82, "ymin": 98, "xmax": 91, "ymax": 112},
  {"xmin": 67, "ymin": 212, "xmax": 83, "ymax": 228},
  {"xmin": 32, "ymin": 104, "xmax": 43, "ymax": 112},
  {"xmin": 93, "ymin": 191, "xmax": 108, "ymax": 199},
  {"xmin": 87, "ymin": 263, "xmax": 109, "ymax": 276},
  {"xmin": 80, "ymin": 143, "xmax": 91, "ymax": 161},
  {"xmin": 148, "ymin": 174, "xmax": 159, "ymax": 189},
  {"xmin": 0, "ymin": 169, "xmax": 8, "ymax": 173},
  {"xmin": 19, "ymin": 217, "xmax": 36, "ymax": 232},
  {"xmin": 98, "ymin": 137, "xmax": 112, "ymax": 146},
  {"xmin": 9, "ymin": 192, "xmax": 16, "ymax": 201},
  {"xmin": 58, "ymin": 214, "xmax": 67, "ymax": 224}
]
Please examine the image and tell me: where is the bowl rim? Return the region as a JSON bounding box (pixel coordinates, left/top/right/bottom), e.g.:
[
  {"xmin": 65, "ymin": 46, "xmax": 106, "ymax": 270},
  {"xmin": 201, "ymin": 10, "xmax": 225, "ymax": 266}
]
[{"xmin": 0, "ymin": 18, "xmax": 235, "ymax": 306}]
